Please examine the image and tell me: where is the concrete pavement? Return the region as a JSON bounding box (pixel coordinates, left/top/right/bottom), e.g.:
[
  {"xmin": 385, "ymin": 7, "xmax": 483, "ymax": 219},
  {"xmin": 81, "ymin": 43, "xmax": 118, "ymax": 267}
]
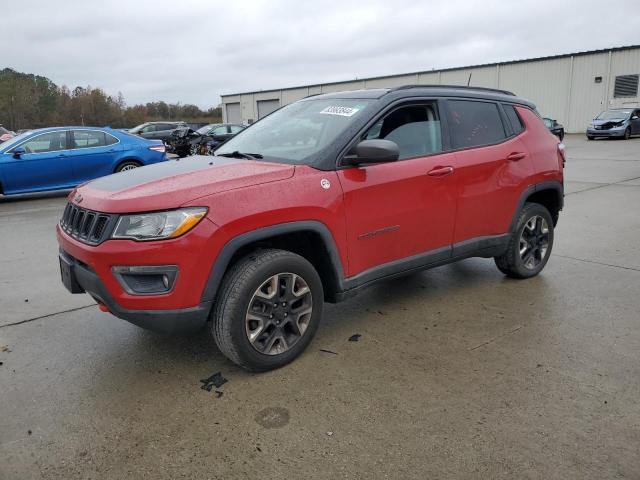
[{"xmin": 1, "ymin": 135, "xmax": 639, "ymax": 479}]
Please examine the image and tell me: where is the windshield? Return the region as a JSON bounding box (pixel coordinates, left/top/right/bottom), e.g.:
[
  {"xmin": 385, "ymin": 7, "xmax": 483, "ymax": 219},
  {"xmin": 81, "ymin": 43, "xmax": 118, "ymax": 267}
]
[
  {"xmin": 596, "ymin": 110, "xmax": 631, "ymax": 120},
  {"xmin": 215, "ymin": 99, "xmax": 373, "ymax": 163},
  {"xmin": 0, "ymin": 131, "xmax": 32, "ymax": 151},
  {"xmin": 197, "ymin": 124, "xmax": 216, "ymax": 135}
]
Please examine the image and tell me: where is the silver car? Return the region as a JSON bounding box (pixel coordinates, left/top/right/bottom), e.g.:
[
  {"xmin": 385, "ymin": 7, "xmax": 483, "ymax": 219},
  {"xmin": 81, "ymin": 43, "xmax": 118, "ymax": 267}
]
[{"xmin": 587, "ymin": 108, "xmax": 640, "ymax": 140}]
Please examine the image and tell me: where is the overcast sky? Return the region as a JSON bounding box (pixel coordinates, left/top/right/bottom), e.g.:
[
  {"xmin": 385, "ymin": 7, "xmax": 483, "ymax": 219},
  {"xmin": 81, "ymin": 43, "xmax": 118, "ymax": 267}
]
[{"xmin": 2, "ymin": 0, "xmax": 639, "ymax": 109}]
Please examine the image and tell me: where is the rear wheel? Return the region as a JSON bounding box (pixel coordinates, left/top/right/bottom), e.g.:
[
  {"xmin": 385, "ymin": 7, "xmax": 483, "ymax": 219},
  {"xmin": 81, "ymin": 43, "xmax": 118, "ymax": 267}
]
[
  {"xmin": 495, "ymin": 203, "xmax": 554, "ymax": 279},
  {"xmin": 116, "ymin": 160, "xmax": 141, "ymax": 172},
  {"xmin": 212, "ymin": 249, "xmax": 323, "ymax": 371}
]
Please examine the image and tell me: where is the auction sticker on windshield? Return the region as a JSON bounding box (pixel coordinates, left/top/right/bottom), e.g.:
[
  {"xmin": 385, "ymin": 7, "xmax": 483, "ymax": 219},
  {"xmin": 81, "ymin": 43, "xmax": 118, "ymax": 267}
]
[{"xmin": 319, "ymin": 106, "xmax": 360, "ymax": 117}]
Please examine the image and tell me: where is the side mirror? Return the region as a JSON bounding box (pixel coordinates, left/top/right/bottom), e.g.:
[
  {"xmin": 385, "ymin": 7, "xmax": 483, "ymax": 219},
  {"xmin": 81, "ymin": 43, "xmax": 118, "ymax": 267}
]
[
  {"xmin": 12, "ymin": 147, "xmax": 26, "ymax": 158},
  {"xmin": 346, "ymin": 139, "xmax": 399, "ymax": 165},
  {"xmin": 632, "ymin": 115, "xmax": 639, "ymax": 120}
]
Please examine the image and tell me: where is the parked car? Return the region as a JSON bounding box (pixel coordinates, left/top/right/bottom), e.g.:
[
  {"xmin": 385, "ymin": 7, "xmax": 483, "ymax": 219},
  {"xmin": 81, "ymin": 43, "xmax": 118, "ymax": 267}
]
[
  {"xmin": 168, "ymin": 123, "xmax": 245, "ymax": 157},
  {"xmin": 587, "ymin": 108, "xmax": 640, "ymax": 140},
  {"xmin": 57, "ymin": 85, "xmax": 564, "ymax": 371},
  {"xmin": 128, "ymin": 121, "xmax": 186, "ymax": 143},
  {"xmin": 0, "ymin": 127, "xmax": 166, "ymax": 195},
  {"xmin": 543, "ymin": 117, "xmax": 564, "ymax": 140},
  {"xmin": 0, "ymin": 125, "xmax": 15, "ymax": 143}
]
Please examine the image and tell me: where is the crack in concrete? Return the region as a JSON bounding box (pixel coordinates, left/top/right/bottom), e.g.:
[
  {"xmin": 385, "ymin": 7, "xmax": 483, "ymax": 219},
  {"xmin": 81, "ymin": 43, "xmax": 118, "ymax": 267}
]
[
  {"xmin": 555, "ymin": 254, "xmax": 640, "ymax": 272},
  {"xmin": 469, "ymin": 325, "xmax": 524, "ymax": 351},
  {"xmin": 565, "ymin": 175, "xmax": 640, "ymax": 196},
  {"xmin": 0, "ymin": 304, "xmax": 96, "ymax": 329}
]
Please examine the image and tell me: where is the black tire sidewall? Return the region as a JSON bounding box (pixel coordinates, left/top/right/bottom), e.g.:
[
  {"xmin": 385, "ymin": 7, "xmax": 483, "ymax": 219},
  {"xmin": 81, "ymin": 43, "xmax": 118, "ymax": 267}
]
[
  {"xmin": 220, "ymin": 253, "xmax": 323, "ymax": 371},
  {"xmin": 512, "ymin": 204, "xmax": 554, "ymax": 277}
]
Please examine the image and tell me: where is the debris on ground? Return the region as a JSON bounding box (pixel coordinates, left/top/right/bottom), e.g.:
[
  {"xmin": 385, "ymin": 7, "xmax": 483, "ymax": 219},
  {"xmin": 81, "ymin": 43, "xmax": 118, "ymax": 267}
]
[
  {"xmin": 326, "ymin": 431, "xmax": 333, "ymax": 436},
  {"xmin": 0, "ymin": 345, "xmax": 10, "ymax": 353},
  {"xmin": 24, "ymin": 299, "xmax": 29, "ymax": 302},
  {"xmin": 214, "ymin": 390, "xmax": 223, "ymax": 398},
  {"xmin": 319, "ymin": 349, "xmax": 338, "ymax": 355},
  {"xmin": 348, "ymin": 334, "xmax": 361, "ymax": 342},
  {"xmin": 200, "ymin": 372, "xmax": 228, "ymax": 392},
  {"xmin": 27, "ymin": 430, "xmax": 32, "ymax": 435}
]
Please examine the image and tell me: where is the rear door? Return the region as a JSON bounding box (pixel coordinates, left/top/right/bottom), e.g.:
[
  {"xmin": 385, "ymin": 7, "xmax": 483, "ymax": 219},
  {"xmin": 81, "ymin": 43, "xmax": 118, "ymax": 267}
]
[
  {"xmin": 444, "ymin": 99, "xmax": 533, "ymax": 244},
  {"xmin": 68, "ymin": 130, "xmax": 120, "ymax": 183},
  {"xmin": 337, "ymin": 101, "xmax": 457, "ymax": 277},
  {"xmin": 0, "ymin": 130, "xmax": 73, "ymax": 194}
]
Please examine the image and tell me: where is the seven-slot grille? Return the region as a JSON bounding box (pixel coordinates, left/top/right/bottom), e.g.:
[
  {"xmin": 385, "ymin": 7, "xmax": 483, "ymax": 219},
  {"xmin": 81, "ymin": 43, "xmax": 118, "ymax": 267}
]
[{"xmin": 60, "ymin": 203, "xmax": 115, "ymax": 245}]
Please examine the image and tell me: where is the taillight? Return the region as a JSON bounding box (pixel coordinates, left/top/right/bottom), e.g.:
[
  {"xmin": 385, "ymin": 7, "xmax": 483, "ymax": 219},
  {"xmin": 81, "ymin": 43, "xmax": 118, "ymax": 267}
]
[
  {"xmin": 557, "ymin": 142, "xmax": 566, "ymax": 168},
  {"xmin": 149, "ymin": 145, "xmax": 166, "ymax": 153}
]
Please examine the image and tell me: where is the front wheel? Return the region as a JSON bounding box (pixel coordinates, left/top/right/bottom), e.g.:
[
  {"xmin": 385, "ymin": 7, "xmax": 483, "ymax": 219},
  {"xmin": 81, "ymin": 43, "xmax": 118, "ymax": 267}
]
[
  {"xmin": 212, "ymin": 249, "xmax": 324, "ymax": 371},
  {"xmin": 587, "ymin": 135, "xmax": 595, "ymax": 140},
  {"xmin": 624, "ymin": 127, "xmax": 631, "ymax": 140},
  {"xmin": 494, "ymin": 203, "xmax": 554, "ymax": 279}
]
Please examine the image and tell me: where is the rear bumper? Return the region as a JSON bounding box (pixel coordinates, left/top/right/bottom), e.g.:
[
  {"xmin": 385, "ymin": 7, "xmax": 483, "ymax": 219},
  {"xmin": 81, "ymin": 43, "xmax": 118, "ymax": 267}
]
[{"xmin": 60, "ymin": 249, "xmax": 210, "ymax": 333}]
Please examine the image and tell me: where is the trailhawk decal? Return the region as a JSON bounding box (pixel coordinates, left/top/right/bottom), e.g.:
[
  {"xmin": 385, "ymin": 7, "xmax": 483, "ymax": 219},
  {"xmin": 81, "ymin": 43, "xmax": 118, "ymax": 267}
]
[{"xmin": 319, "ymin": 106, "xmax": 360, "ymax": 117}]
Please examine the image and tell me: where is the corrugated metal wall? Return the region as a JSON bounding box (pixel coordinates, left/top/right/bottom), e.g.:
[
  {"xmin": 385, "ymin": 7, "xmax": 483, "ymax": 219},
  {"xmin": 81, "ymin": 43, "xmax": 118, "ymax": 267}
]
[{"xmin": 222, "ymin": 47, "xmax": 640, "ymax": 132}]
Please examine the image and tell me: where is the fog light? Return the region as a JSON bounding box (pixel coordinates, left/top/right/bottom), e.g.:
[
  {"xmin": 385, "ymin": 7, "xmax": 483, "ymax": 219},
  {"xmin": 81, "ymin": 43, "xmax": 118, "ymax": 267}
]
[{"xmin": 112, "ymin": 265, "xmax": 178, "ymax": 295}]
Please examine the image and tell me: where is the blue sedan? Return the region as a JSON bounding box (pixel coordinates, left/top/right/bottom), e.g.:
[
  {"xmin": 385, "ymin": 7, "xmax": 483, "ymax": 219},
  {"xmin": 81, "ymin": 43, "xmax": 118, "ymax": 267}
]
[{"xmin": 0, "ymin": 127, "xmax": 167, "ymax": 195}]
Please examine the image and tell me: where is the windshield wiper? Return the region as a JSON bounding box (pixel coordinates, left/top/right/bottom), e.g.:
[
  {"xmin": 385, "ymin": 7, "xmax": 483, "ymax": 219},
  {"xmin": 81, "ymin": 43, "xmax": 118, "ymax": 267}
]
[{"xmin": 217, "ymin": 151, "xmax": 263, "ymax": 159}]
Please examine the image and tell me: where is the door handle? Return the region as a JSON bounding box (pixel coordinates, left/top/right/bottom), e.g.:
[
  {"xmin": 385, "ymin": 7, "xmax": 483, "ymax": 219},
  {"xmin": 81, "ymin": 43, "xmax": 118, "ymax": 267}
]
[
  {"xmin": 427, "ymin": 166, "xmax": 454, "ymax": 177},
  {"xmin": 507, "ymin": 152, "xmax": 527, "ymax": 161}
]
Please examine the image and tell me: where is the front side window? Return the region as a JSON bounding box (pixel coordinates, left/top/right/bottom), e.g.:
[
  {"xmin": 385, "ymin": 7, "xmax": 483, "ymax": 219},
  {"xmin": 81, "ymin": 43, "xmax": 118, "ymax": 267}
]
[
  {"xmin": 229, "ymin": 125, "xmax": 244, "ymax": 134},
  {"xmin": 448, "ymin": 100, "xmax": 507, "ymax": 149},
  {"xmin": 17, "ymin": 131, "xmax": 67, "ymax": 154},
  {"xmin": 72, "ymin": 131, "xmax": 106, "ymax": 149},
  {"xmin": 362, "ymin": 104, "xmax": 442, "ymax": 160},
  {"xmin": 216, "ymin": 98, "xmax": 373, "ymax": 164},
  {"xmin": 140, "ymin": 124, "xmax": 156, "ymax": 133}
]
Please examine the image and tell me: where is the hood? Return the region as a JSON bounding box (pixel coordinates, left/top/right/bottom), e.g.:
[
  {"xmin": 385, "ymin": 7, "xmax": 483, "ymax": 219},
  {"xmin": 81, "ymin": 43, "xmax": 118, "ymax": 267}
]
[
  {"xmin": 592, "ymin": 118, "xmax": 627, "ymax": 126},
  {"xmin": 75, "ymin": 155, "xmax": 295, "ymax": 213}
]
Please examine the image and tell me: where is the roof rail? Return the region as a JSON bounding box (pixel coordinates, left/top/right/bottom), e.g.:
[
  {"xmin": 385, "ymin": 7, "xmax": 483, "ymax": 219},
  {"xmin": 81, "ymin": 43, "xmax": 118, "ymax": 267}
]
[{"xmin": 390, "ymin": 84, "xmax": 515, "ymax": 96}]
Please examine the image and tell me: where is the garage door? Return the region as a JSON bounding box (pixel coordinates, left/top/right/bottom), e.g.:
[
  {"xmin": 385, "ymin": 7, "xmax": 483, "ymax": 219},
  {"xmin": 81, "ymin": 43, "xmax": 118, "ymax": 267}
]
[
  {"xmin": 225, "ymin": 103, "xmax": 241, "ymax": 124},
  {"xmin": 257, "ymin": 99, "xmax": 280, "ymax": 119}
]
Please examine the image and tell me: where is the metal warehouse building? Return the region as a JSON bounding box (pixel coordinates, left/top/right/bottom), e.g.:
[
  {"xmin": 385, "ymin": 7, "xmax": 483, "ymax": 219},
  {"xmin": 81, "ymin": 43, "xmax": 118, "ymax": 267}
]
[{"xmin": 221, "ymin": 45, "xmax": 640, "ymax": 133}]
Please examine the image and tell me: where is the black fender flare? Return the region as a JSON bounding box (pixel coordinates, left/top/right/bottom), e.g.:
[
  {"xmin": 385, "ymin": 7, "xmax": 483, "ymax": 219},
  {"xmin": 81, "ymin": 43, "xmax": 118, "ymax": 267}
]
[
  {"xmin": 509, "ymin": 180, "xmax": 564, "ymax": 233},
  {"xmin": 200, "ymin": 220, "xmax": 346, "ymax": 304}
]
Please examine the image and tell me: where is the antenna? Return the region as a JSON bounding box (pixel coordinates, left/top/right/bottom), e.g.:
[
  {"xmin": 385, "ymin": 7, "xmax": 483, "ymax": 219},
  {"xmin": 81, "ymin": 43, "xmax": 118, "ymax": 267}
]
[{"xmin": 467, "ymin": 73, "xmax": 472, "ymax": 86}]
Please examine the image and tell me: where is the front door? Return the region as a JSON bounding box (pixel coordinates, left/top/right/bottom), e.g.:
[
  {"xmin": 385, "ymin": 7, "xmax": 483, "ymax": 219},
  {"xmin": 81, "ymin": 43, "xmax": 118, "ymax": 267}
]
[
  {"xmin": 337, "ymin": 102, "xmax": 457, "ymax": 278},
  {"xmin": 0, "ymin": 130, "xmax": 74, "ymax": 194}
]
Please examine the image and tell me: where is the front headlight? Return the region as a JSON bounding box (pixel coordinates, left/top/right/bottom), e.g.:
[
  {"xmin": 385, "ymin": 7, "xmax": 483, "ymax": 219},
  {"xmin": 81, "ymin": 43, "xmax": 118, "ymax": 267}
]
[{"xmin": 112, "ymin": 207, "xmax": 207, "ymax": 241}]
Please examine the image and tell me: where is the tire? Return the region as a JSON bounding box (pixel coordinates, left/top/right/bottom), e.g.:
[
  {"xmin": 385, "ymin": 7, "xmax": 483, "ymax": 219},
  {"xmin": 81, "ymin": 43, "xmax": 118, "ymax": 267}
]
[
  {"xmin": 624, "ymin": 127, "xmax": 631, "ymax": 140},
  {"xmin": 587, "ymin": 135, "xmax": 594, "ymax": 140},
  {"xmin": 189, "ymin": 144, "xmax": 199, "ymax": 156},
  {"xmin": 116, "ymin": 160, "xmax": 141, "ymax": 172},
  {"xmin": 494, "ymin": 203, "xmax": 554, "ymax": 279},
  {"xmin": 212, "ymin": 249, "xmax": 324, "ymax": 371}
]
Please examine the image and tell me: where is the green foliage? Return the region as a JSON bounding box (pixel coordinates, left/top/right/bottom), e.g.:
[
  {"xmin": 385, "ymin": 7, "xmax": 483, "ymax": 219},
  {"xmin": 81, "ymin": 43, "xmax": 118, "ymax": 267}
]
[{"xmin": 0, "ymin": 68, "xmax": 222, "ymax": 130}]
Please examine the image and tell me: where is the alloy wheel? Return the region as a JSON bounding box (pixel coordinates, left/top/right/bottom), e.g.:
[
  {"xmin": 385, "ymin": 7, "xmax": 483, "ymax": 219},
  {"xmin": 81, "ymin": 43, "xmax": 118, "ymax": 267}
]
[
  {"xmin": 519, "ymin": 215, "xmax": 550, "ymax": 270},
  {"xmin": 120, "ymin": 164, "xmax": 138, "ymax": 171},
  {"xmin": 245, "ymin": 273, "xmax": 313, "ymax": 355}
]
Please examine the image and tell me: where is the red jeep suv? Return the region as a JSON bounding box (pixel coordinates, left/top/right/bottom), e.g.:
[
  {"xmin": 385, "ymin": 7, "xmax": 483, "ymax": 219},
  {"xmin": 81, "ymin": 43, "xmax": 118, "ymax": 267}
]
[{"xmin": 57, "ymin": 86, "xmax": 564, "ymax": 371}]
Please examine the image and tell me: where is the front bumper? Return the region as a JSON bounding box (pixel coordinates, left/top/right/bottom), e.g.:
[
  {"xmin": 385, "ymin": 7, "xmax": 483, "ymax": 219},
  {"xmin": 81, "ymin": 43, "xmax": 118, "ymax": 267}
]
[
  {"xmin": 56, "ymin": 218, "xmax": 220, "ymax": 334},
  {"xmin": 586, "ymin": 127, "xmax": 626, "ymax": 137},
  {"xmin": 61, "ymin": 250, "xmax": 210, "ymax": 333}
]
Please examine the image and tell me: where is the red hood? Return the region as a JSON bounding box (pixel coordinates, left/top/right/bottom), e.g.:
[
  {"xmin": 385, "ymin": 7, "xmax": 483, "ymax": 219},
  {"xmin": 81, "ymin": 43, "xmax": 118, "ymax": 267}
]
[{"xmin": 73, "ymin": 156, "xmax": 295, "ymax": 213}]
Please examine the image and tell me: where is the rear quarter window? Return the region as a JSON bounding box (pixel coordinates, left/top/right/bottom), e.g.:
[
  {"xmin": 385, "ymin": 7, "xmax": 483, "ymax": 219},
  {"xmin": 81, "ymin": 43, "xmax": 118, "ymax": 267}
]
[
  {"xmin": 447, "ymin": 100, "xmax": 507, "ymax": 149},
  {"xmin": 503, "ymin": 105, "xmax": 525, "ymax": 135}
]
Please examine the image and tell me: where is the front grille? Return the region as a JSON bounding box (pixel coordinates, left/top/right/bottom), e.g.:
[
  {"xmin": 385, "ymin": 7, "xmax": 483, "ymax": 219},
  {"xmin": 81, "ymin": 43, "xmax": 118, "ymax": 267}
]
[{"xmin": 60, "ymin": 203, "xmax": 116, "ymax": 245}]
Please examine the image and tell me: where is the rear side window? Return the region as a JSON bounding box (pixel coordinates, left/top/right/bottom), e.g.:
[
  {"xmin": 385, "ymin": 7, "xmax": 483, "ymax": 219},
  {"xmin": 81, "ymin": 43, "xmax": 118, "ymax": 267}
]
[
  {"xmin": 503, "ymin": 105, "xmax": 525, "ymax": 135},
  {"xmin": 447, "ymin": 100, "xmax": 506, "ymax": 149},
  {"xmin": 363, "ymin": 104, "xmax": 442, "ymax": 160},
  {"xmin": 105, "ymin": 133, "xmax": 118, "ymax": 145},
  {"xmin": 72, "ymin": 131, "xmax": 106, "ymax": 149}
]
